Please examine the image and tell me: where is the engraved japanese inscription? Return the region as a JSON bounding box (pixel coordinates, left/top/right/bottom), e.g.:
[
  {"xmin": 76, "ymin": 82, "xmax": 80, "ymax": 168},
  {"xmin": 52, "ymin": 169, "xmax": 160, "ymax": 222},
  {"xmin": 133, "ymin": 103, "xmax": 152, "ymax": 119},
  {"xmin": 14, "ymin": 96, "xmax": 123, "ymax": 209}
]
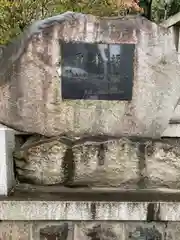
[{"xmin": 59, "ymin": 42, "xmax": 134, "ymax": 101}]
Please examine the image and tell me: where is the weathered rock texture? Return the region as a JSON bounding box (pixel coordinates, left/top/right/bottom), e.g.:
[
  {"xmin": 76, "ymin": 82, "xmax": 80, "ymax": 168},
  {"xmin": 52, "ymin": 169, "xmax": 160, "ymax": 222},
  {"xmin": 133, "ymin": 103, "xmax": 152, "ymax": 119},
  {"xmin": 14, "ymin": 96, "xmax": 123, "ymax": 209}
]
[
  {"xmin": 0, "ymin": 221, "xmax": 179, "ymax": 240},
  {"xmin": 74, "ymin": 222, "xmax": 164, "ymax": 240},
  {"xmin": 0, "ymin": 12, "xmax": 180, "ymax": 137},
  {"xmin": 14, "ymin": 135, "xmax": 67, "ymax": 185},
  {"xmin": 13, "ymin": 135, "xmax": 180, "ymax": 188}
]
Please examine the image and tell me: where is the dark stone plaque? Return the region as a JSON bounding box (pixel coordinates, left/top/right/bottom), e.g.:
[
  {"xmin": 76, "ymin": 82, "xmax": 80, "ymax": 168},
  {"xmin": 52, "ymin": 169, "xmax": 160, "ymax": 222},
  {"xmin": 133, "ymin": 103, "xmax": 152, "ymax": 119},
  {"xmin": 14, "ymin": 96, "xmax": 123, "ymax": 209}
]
[{"xmin": 60, "ymin": 42, "xmax": 134, "ymax": 101}]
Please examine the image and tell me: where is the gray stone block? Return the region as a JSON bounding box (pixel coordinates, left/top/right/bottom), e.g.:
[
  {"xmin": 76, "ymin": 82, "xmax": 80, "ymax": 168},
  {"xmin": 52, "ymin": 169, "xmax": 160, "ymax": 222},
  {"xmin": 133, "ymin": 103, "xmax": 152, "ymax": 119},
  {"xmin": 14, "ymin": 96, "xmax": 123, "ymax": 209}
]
[
  {"xmin": 13, "ymin": 136, "xmax": 140, "ymax": 186},
  {"xmin": 164, "ymin": 223, "xmax": 180, "ymax": 240},
  {"xmin": 0, "ymin": 221, "xmax": 32, "ymax": 240},
  {"xmin": 73, "ymin": 138, "xmax": 139, "ymax": 187},
  {"xmin": 146, "ymin": 140, "xmax": 180, "ymax": 189},
  {"xmin": 14, "ymin": 135, "xmax": 67, "ymax": 185},
  {"xmin": 0, "ymin": 221, "xmax": 180, "ymax": 239},
  {"xmin": 125, "ymin": 222, "xmax": 165, "ymax": 240},
  {"xmin": 74, "ymin": 222, "xmax": 125, "ymax": 240},
  {"xmin": 33, "ymin": 222, "xmax": 74, "ymax": 240},
  {"xmin": 13, "ymin": 135, "xmax": 180, "ymax": 189},
  {"xmin": 74, "ymin": 222, "xmax": 166, "ymax": 240}
]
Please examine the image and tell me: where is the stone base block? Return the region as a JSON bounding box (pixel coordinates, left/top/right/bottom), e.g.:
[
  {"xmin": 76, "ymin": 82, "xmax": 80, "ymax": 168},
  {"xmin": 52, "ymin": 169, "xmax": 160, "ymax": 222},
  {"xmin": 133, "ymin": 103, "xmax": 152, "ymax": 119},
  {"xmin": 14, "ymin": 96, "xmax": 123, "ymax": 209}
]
[
  {"xmin": 13, "ymin": 136, "xmax": 180, "ymax": 189},
  {"xmin": 0, "ymin": 221, "xmax": 180, "ymax": 240}
]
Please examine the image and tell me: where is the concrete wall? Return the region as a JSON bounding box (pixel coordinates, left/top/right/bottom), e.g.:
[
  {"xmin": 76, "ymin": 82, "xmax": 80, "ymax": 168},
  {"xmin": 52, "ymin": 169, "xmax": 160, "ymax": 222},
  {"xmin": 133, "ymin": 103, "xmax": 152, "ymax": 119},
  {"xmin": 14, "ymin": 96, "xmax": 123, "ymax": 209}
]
[{"xmin": 0, "ymin": 221, "xmax": 179, "ymax": 240}]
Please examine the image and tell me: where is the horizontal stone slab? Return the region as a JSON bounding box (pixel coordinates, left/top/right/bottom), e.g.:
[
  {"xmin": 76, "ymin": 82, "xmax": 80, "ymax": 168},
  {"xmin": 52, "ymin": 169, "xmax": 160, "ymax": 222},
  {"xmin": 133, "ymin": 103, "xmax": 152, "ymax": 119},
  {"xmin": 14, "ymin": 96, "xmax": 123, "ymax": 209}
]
[
  {"xmin": 0, "ymin": 200, "xmax": 148, "ymax": 221},
  {"xmin": 1, "ymin": 185, "xmax": 180, "ymax": 221},
  {"xmin": 0, "ymin": 197, "xmax": 180, "ymax": 221},
  {"xmin": 11, "ymin": 183, "xmax": 180, "ymax": 201}
]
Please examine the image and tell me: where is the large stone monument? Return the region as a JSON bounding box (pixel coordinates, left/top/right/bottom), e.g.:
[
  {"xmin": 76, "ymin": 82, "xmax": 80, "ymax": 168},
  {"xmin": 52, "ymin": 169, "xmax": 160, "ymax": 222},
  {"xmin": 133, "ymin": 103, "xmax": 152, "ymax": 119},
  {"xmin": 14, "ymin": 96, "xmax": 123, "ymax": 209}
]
[
  {"xmin": 0, "ymin": 11, "xmax": 179, "ymax": 189},
  {"xmin": 0, "ymin": 11, "xmax": 180, "ymax": 138},
  {"xmin": 1, "ymin": 11, "xmax": 180, "ymax": 240}
]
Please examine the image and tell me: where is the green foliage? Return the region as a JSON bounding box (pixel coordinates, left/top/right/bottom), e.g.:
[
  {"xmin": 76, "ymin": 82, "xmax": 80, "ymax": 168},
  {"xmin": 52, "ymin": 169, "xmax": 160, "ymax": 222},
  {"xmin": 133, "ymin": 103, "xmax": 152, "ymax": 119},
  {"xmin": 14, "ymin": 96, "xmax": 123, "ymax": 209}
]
[
  {"xmin": 139, "ymin": 0, "xmax": 180, "ymax": 22},
  {"xmin": 151, "ymin": 0, "xmax": 180, "ymax": 22},
  {"xmin": 151, "ymin": 0, "xmax": 165, "ymax": 22},
  {"xmin": 1, "ymin": 0, "xmax": 180, "ymax": 45},
  {"xmin": 0, "ymin": 0, "xmax": 56, "ymax": 44},
  {"xmin": 54, "ymin": 0, "xmax": 128, "ymax": 17},
  {"xmin": 139, "ymin": 0, "xmax": 153, "ymax": 20},
  {"xmin": 0, "ymin": 0, "xmax": 142, "ymax": 45},
  {"xmin": 166, "ymin": 0, "xmax": 180, "ymax": 17}
]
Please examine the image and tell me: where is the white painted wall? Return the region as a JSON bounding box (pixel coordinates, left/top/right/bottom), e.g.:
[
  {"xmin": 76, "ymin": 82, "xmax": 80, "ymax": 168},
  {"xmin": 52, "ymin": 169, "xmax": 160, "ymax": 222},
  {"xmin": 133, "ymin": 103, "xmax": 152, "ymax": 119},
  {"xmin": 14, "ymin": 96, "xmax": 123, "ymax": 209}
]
[{"xmin": 0, "ymin": 124, "xmax": 15, "ymax": 196}]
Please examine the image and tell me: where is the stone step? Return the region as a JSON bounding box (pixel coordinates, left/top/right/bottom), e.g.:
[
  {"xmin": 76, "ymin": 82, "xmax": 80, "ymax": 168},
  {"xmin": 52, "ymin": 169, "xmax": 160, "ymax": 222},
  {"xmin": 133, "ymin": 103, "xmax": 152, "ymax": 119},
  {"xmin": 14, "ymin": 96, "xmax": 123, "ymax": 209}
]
[
  {"xmin": 0, "ymin": 184, "xmax": 180, "ymax": 221},
  {"xmin": 0, "ymin": 197, "xmax": 180, "ymax": 221},
  {"xmin": 8, "ymin": 183, "xmax": 180, "ymax": 201}
]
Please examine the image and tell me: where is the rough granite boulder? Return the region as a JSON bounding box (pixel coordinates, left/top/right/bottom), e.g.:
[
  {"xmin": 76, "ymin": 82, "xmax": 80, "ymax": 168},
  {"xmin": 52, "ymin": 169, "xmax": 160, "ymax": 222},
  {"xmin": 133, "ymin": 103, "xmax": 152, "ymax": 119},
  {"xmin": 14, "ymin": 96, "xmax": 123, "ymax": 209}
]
[
  {"xmin": 13, "ymin": 136, "xmax": 140, "ymax": 187},
  {"xmin": 13, "ymin": 135, "xmax": 180, "ymax": 188},
  {"xmin": 0, "ymin": 12, "xmax": 180, "ymax": 138}
]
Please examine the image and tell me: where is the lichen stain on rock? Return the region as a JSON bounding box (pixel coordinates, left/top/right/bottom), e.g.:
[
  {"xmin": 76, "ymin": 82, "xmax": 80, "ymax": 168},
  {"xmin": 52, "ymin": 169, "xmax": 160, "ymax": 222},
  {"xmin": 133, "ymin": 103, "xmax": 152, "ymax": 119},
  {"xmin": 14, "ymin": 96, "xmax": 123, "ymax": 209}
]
[
  {"xmin": 86, "ymin": 224, "xmax": 118, "ymax": 240},
  {"xmin": 75, "ymin": 223, "xmax": 123, "ymax": 240},
  {"xmin": 137, "ymin": 142, "xmax": 147, "ymax": 188},
  {"xmin": 61, "ymin": 147, "xmax": 75, "ymax": 186},
  {"xmin": 145, "ymin": 141, "xmax": 154, "ymax": 157},
  {"xmin": 128, "ymin": 225, "xmax": 162, "ymax": 240},
  {"xmin": 97, "ymin": 144, "xmax": 106, "ymax": 166},
  {"xmin": 39, "ymin": 223, "xmax": 69, "ymax": 240}
]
